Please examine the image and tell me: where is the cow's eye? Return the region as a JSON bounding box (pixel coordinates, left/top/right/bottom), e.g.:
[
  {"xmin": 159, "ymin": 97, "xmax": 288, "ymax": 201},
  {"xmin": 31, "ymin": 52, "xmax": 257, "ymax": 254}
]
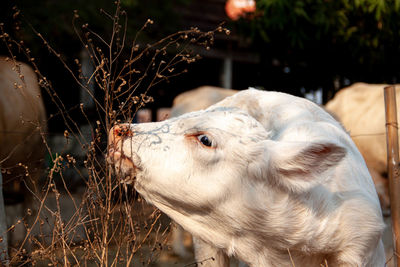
[{"xmin": 196, "ymin": 134, "xmax": 213, "ymax": 147}]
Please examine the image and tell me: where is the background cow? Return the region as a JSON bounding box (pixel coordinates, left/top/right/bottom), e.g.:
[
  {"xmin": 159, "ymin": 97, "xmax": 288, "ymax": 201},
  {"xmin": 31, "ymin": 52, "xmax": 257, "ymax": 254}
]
[
  {"xmin": 171, "ymin": 86, "xmax": 238, "ymax": 117},
  {"xmin": 0, "ymin": 57, "xmax": 47, "ymax": 262}
]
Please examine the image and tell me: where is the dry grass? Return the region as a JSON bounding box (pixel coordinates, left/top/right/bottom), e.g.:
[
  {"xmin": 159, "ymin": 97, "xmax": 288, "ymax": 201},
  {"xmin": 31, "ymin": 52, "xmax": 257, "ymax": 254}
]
[{"xmin": 0, "ymin": 2, "xmax": 229, "ymax": 266}]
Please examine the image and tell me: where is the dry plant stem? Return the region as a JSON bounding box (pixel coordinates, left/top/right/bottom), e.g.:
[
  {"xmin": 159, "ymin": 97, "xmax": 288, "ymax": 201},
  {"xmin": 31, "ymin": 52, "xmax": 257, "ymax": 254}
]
[
  {"xmin": 31, "ymin": 27, "xmax": 105, "ymax": 112},
  {"xmin": 2, "ymin": 2, "xmax": 225, "ymax": 265},
  {"xmin": 54, "ymin": 184, "xmax": 70, "ymax": 266},
  {"xmin": 14, "ymin": 156, "xmax": 62, "ymax": 263},
  {"xmin": 108, "ymin": 4, "xmax": 127, "ymax": 66},
  {"xmin": 0, "ymin": 55, "xmax": 43, "ymax": 165},
  {"xmin": 1, "ymin": 23, "xmax": 95, "ymax": 151},
  {"xmin": 122, "ymin": 189, "xmax": 136, "ymax": 266},
  {"xmin": 99, "ymin": 170, "xmax": 115, "ymax": 266},
  {"xmin": 320, "ymin": 259, "xmax": 329, "ymax": 267},
  {"xmin": 4, "ymin": 33, "xmax": 101, "ymax": 265},
  {"xmin": 0, "ymin": 126, "xmax": 41, "ymax": 165},
  {"xmin": 287, "ymin": 248, "xmax": 296, "ymax": 267},
  {"xmin": 135, "ymin": 211, "xmax": 162, "ymax": 253}
]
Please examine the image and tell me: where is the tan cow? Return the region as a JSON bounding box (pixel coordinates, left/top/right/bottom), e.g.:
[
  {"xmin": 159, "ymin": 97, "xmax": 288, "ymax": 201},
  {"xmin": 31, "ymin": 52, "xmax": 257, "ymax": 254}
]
[
  {"xmin": 325, "ymin": 82, "xmax": 395, "ymax": 214},
  {"xmin": 171, "ymin": 86, "xmax": 238, "ymax": 117},
  {"xmin": 0, "ymin": 57, "xmax": 47, "ymax": 181},
  {"xmin": 0, "ymin": 57, "xmax": 47, "ymax": 262}
]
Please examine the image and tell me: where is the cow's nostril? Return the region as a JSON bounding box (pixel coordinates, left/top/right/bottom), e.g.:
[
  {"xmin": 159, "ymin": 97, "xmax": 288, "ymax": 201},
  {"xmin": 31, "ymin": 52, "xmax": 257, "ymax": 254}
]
[
  {"xmin": 114, "ymin": 126, "xmax": 122, "ymax": 137},
  {"xmin": 112, "ymin": 125, "xmax": 134, "ymax": 138}
]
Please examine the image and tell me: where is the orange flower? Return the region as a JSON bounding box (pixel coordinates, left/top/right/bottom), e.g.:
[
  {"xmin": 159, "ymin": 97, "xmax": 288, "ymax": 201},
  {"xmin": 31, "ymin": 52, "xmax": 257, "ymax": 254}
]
[{"xmin": 225, "ymin": 0, "xmax": 256, "ymax": 20}]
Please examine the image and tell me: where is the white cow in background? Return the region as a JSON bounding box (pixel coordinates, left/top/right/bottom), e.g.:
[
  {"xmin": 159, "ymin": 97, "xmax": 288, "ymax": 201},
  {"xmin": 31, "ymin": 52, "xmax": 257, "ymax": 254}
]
[
  {"xmin": 325, "ymin": 82, "xmax": 398, "ymax": 214},
  {"xmin": 0, "ymin": 57, "xmax": 47, "ymax": 263},
  {"xmin": 108, "ymin": 88, "xmax": 385, "ymax": 266}
]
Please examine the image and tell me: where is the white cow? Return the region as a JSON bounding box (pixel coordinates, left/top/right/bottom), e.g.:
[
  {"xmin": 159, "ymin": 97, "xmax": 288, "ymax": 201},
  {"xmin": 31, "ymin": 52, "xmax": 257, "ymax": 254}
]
[
  {"xmin": 108, "ymin": 89, "xmax": 385, "ymax": 266},
  {"xmin": 170, "ymin": 86, "xmax": 238, "ymax": 262}
]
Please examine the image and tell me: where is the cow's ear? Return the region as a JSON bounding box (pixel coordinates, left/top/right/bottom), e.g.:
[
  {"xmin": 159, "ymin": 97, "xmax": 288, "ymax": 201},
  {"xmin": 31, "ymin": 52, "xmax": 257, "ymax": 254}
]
[{"xmin": 265, "ymin": 141, "xmax": 347, "ymax": 193}]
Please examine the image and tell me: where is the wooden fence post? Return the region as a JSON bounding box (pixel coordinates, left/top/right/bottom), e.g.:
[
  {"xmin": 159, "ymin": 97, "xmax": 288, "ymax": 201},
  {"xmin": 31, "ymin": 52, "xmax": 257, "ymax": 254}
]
[{"xmin": 384, "ymin": 85, "xmax": 400, "ymax": 266}]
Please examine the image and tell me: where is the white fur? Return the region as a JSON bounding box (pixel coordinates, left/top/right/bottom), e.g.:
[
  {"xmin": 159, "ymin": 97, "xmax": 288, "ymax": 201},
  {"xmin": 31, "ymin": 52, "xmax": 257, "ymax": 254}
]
[
  {"xmin": 108, "ymin": 89, "xmax": 385, "ymax": 266},
  {"xmin": 325, "ymin": 82, "xmax": 399, "ymax": 213}
]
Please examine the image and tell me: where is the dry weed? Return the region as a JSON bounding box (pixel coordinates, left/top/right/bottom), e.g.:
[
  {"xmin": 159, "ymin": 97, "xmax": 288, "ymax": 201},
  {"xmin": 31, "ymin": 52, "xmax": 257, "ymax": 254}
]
[{"xmin": 0, "ymin": 1, "xmax": 229, "ymax": 266}]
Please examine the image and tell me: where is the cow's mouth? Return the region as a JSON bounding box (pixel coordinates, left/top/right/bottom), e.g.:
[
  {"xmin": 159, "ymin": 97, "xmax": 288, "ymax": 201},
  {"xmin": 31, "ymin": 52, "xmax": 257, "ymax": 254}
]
[{"xmin": 107, "ymin": 148, "xmax": 140, "ymax": 184}]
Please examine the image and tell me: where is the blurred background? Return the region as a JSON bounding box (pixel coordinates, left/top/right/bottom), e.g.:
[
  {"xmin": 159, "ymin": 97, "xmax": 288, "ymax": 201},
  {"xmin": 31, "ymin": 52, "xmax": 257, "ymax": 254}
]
[{"xmin": 2, "ymin": 0, "xmax": 400, "ymax": 131}]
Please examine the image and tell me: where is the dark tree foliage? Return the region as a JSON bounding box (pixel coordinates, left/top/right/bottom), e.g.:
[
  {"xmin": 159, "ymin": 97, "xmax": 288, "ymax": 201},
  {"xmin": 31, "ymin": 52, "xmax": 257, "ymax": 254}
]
[
  {"xmin": 0, "ymin": 0, "xmax": 192, "ymax": 131},
  {"xmin": 1, "ymin": 0, "xmax": 190, "ymax": 58},
  {"xmin": 3, "ymin": 0, "xmax": 400, "ymax": 104},
  {"xmin": 233, "ymin": 0, "xmax": 400, "ymax": 98}
]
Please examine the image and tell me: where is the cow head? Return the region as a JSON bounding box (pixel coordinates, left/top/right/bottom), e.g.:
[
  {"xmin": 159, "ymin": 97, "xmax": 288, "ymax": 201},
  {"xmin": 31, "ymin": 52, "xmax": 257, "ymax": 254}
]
[{"xmin": 107, "ymin": 106, "xmax": 346, "ymax": 216}]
